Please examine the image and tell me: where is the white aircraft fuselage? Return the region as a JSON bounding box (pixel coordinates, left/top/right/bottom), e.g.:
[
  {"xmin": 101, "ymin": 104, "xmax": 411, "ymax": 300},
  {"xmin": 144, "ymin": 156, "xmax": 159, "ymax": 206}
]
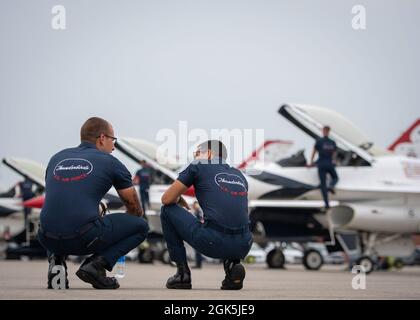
[{"xmin": 246, "ymin": 146, "xmax": 420, "ymax": 235}]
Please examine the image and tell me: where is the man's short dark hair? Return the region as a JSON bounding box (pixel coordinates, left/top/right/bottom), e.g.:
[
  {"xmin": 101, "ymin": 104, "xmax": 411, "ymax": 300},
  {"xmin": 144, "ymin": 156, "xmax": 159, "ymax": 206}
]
[
  {"xmin": 80, "ymin": 117, "xmax": 111, "ymax": 144},
  {"xmin": 197, "ymin": 140, "xmax": 228, "ymax": 160},
  {"xmin": 323, "ymin": 125, "xmax": 331, "ymax": 131}
]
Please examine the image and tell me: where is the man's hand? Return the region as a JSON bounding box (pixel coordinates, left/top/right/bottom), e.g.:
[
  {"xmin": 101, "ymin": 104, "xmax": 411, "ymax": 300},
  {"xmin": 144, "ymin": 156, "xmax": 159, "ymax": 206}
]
[
  {"xmin": 177, "ymin": 196, "xmax": 190, "ymax": 210},
  {"xmin": 98, "ymin": 201, "xmax": 108, "ymax": 217},
  {"xmin": 332, "ymin": 151, "xmax": 338, "ymax": 166},
  {"xmin": 309, "ymin": 147, "xmax": 316, "ymax": 168},
  {"xmin": 117, "ymin": 186, "xmax": 144, "ymax": 217}
]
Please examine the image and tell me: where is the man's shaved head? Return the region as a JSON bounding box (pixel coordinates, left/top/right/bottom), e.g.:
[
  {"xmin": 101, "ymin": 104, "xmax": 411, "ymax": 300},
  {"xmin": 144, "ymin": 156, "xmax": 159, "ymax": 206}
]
[
  {"xmin": 197, "ymin": 140, "xmax": 228, "ymax": 160},
  {"xmin": 80, "ymin": 117, "xmax": 112, "ymax": 144}
]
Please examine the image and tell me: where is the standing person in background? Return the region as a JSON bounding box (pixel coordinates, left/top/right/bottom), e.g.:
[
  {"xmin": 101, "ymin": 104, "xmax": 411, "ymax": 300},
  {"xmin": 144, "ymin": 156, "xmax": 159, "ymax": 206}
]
[
  {"xmin": 308, "ymin": 125, "xmax": 339, "ymax": 210},
  {"xmin": 17, "ymin": 178, "xmax": 36, "ymax": 212},
  {"xmin": 134, "ymin": 160, "xmax": 152, "ymax": 212},
  {"xmin": 17, "ymin": 178, "xmax": 36, "ymax": 244}
]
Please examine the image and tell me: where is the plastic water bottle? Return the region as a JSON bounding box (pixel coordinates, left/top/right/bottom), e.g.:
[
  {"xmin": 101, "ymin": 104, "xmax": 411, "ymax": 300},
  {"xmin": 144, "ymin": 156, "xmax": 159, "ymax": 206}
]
[{"xmin": 114, "ymin": 256, "xmax": 126, "ymax": 279}]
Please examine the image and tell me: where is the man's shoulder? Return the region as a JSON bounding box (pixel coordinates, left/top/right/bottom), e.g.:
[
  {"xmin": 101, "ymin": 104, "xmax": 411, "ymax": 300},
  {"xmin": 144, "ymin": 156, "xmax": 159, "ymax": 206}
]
[
  {"xmin": 181, "ymin": 159, "xmax": 203, "ymax": 171},
  {"xmin": 52, "ymin": 146, "xmax": 76, "ymax": 157},
  {"xmin": 107, "ymin": 154, "xmax": 126, "ymax": 166},
  {"xmin": 49, "ymin": 146, "xmax": 115, "ymax": 166},
  {"xmin": 325, "ymin": 137, "xmax": 336, "ymax": 145},
  {"xmin": 48, "ymin": 147, "xmax": 76, "ymax": 163},
  {"xmin": 230, "ymin": 166, "xmax": 246, "ymax": 179}
]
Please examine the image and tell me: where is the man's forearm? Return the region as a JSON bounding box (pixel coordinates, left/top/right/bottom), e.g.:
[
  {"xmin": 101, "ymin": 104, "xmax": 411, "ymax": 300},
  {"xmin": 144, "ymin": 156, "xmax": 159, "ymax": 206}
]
[
  {"xmin": 121, "ymin": 189, "xmax": 144, "ymax": 217},
  {"xmin": 125, "ymin": 201, "xmax": 144, "ymax": 217},
  {"xmin": 310, "ymin": 149, "xmax": 316, "ymax": 164},
  {"xmin": 117, "ymin": 186, "xmax": 145, "ymax": 217},
  {"xmin": 332, "ymin": 151, "xmax": 337, "ymax": 163},
  {"xmin": 161, "ymin": 180, "xmax": 189, "ymax": 206},
  {"xmin": 163, "ymin": 195, "xmax": 181, "ymax": 205}
]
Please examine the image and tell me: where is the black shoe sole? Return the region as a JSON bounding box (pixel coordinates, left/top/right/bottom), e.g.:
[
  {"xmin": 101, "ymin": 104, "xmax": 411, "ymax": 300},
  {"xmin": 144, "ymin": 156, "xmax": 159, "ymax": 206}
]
[
  {"xmin": 76, "ymin": 269, "xmax": 120, "ymax": 290},
  {"xmin": 47, "ymin": 283, "xmax": 69, "ymax": 289},
  {"xmin": 221, "ymin": 264, "xmax": 245, "ymax": 290},
  {"xmin": 166, "ymin": 282, "xmax": 192, "ymax": 289}
]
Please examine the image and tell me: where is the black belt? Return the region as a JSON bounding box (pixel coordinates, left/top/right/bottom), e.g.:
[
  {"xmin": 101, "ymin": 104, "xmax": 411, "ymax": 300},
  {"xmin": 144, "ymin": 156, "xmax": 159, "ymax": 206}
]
[
  {"xmin": 204, "ymin": 220, "xmax": 249, "ymax": 235},
  {"xmin": 39, "ymin": 220, "xmax": 97, "ymax": 240}
]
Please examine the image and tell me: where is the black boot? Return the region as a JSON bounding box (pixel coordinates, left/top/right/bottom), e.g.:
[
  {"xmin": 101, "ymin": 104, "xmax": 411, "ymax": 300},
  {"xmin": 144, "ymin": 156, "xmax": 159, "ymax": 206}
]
[
  {"xmin": 47, "ymin": 255, "xmax": 69, "ymax": 289},
  {"xmin": 76, "ymin": 256, "xmax": 120, "ymax": 289},
  {"xmin": 221, "ymin": 259, "xmax": 245, "ymax": 290},
  {"xmin": 166, "ymin": 263, "xmax": 192, "ymax": 289}
]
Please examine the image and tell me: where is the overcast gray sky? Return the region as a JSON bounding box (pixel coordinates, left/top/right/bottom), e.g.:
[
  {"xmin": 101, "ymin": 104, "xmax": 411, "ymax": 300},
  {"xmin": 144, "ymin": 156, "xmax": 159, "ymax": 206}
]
[{"xmin": 0, "ymin": 0, "xmax": 419, "ymax": 188}]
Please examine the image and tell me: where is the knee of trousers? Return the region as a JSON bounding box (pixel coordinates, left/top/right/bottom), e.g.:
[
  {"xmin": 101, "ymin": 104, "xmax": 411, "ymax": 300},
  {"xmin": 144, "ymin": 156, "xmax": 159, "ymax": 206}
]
[
  {"xmin": 160, "ymin": 204, "xmax": 177, "ymax": 220},
  {"xmin": 136, "ymin": 218, "xmax": 150, "ymax": 235}
]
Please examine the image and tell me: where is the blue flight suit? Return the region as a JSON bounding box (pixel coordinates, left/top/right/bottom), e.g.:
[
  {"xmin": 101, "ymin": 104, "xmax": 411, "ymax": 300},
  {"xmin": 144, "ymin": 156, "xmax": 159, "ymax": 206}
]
[
  {"xmin": 135, "ymin": 167, "xmax": 151, "ymax": 210},
  {"xmin": 37, "ymin": 142, "xmax": 149, "ymax": 270},
  {"xmin": 314, "ymin": 137, "xmax": 339, "ymax": 208},
  {"xmin": 160, "ymin": 158, "xmax": 253, "ymax": 264},
  {"xmin": 19, "ymin": 178, "xmax": 36, "ymax": 239},
  {"xmin": 19, "ymin": 179, "xmax": 35, "ymax": 201},
  {"xmin": 19, "ymin": 178, "xmax": 35, "ymax": 216}
]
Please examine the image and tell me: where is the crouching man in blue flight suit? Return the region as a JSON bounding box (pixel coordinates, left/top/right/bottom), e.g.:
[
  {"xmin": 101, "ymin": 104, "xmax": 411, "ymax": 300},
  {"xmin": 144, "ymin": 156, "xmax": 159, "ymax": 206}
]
[
  {"xmin": 38, "ymin": 117, "xmax": 149, "ymax": 290},
  {"xmin": 160, "ymin": 140, "xmax": 253, "ymax": 290}
]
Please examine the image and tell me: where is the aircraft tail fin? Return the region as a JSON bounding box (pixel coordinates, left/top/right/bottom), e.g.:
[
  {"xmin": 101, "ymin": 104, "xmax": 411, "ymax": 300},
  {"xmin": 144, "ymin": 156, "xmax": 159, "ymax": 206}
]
[
  {"xmin": 237, "ymin": 140, "xmax": 293, "ymax": 170},
  {"xmin": 388, "ymin": 119, "xmax": 420, "ymax": 158}
]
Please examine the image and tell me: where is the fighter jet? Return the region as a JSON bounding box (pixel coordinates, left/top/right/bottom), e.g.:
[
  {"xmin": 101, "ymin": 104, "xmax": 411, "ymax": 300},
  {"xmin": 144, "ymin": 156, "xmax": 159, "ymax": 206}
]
[
  {"xmin": 116, "ymin": 105, "xmax": 420, "ymax": 273},
  {"xmin": 246, "ymin": 104, "xmax": 420, "ymax": 273}
]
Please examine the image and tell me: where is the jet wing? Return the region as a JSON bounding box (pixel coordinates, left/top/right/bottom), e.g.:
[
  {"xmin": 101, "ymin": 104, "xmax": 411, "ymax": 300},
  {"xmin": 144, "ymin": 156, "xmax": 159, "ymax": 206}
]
[
  {"xmin": 0, "ymin": 198, "xmax": 22, "ymax": 217},
  {"xmin": 279, "ymin": 104, "xmax": 382, "ymax": 164},
  {"xmin": 337, "ymin": 185, "xmax": 420, "ymax": 197},
  {"xmin": 249, "ymin": 199, "xmax": 339, "ymax": 208},
  {"xmin": 115, "ymin": 137, "xmax": 178, "ymax": 182},
  {"xmin": 2, "ymin": 157, "xmax": 46, "ymax": 189}
]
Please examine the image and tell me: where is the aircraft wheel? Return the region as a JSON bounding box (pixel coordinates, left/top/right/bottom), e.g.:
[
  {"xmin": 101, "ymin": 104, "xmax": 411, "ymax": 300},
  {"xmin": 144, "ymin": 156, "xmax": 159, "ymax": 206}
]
[
  {"xmin": 244, "ymin": 255, "xmax": 256, "ymax": 264},
  {"xmin": 356, "ymin": 256, "xmax": 375, "ymax": 274},
  {"xmin": 161, "ymin": 249, "xmax": 176, "ymax": 267},
  {"xmin": 161, "ymin": 248, "xmax": 170, "ymax": 264},
  {"xmin": 394, "ymin": 259, "xmax": 404, "ymax": 270},
  {"xmin": 266, "ymin": 248, "xmax": 285, "ymax": 269},
  {"xmin": 303, "ymin": 249, "xmax": 323, "ymax": 270},
  {"xmin": 138, "ymin": 247, "xmax": 154, "ymax": 263}
]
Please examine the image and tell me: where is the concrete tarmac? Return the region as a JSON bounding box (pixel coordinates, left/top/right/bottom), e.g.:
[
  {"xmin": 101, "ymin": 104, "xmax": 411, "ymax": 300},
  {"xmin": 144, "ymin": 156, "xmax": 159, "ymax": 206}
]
[{"xmin": 1, "ymin": 260, "xmax": 420, "ymax": 300}]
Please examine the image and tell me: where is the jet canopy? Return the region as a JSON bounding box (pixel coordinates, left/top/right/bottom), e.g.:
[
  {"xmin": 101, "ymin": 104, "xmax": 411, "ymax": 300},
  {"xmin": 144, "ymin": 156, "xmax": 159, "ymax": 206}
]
[
  {"xmin": 2, "ymin": 157, "xmax": 46, "ymax": 189},
  {"xmin": 279, "ymin": 104, "xmax": 391, "ymax": 166}
]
